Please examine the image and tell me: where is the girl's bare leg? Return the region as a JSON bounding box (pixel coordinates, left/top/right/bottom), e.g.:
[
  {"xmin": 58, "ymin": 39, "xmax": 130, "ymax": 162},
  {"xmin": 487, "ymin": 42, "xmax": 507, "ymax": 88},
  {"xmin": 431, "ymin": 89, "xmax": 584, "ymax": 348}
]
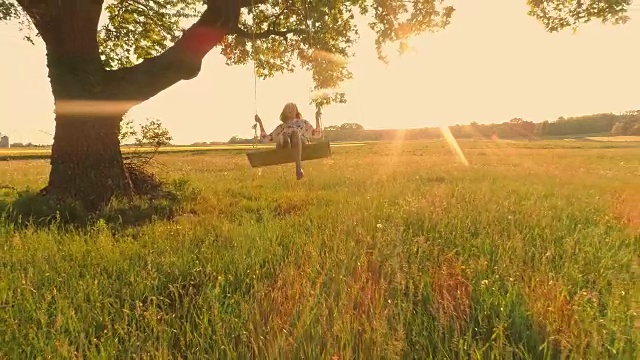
[
  {"xmin": 276, "ymin": 136, "xmax": 291, "ymax": 149},
  {"xmin": 290, "ymin": 130, "xmax": 303, "ymax": 180}
]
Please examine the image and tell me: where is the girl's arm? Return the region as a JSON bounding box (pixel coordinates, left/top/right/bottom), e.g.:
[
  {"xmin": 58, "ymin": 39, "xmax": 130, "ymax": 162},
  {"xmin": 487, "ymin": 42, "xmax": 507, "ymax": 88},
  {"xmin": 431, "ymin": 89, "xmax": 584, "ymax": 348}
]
[
  {"xmin": 315, "ymin": 108, "xmax": 322, "ymax": 129},
  {"xmin": 255, "ymin": 115, "xmax": 280, "ymax": 143},
  {"xmin": 311, "ymin": 108, "xmax": 323, "ymax": 138}
]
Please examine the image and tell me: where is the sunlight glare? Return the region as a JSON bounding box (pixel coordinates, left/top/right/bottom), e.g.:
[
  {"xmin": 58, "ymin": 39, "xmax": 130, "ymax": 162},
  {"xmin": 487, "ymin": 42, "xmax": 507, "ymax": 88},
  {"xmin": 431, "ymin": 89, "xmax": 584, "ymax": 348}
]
[
  {"xmin": 310, "ymin": 88, "xmax": 344, "ymax": 101},
  {"xmin": 440, "ymin": 126, "xmax": 469, "ymax": 166},
  {"xmin": 376, "ymin": 129, "xmax": 407, "ymax": 180},
  {"xmin": 55, "ymin": 100, "xmax": 139, "ymax": 117},
  {"xmin": 311, "ymin": 50, "xmax": 349, "ymax": 65}
]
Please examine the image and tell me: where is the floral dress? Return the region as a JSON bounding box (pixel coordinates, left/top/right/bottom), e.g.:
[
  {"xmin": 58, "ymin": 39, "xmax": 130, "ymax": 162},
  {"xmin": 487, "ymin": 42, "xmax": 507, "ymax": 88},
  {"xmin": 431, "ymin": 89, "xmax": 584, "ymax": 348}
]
[{"xmin": 260, "ymin": 119, "xmax": 322, "ymax": 144}]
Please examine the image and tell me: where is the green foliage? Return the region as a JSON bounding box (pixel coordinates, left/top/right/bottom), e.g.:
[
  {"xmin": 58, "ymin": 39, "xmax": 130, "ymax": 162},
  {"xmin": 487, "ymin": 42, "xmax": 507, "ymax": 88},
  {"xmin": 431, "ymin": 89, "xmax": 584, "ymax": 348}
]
[
  {"xmin": 0, "ymin": 0, "xmax": 36, "ymax": 43},
  {"xmin": 526, "ymin": 0, "xmax": 632, "ymax": 32},
  {"xmin": 3, "ymin": 0, "xmax": 458, "ymax": 108},
  {"xmin": 136, "ymin": 119, "xmax": 173, "ymax": 147},
  {"xmin": 119, "ymin": 117, "xmax": 138, "ymax": 144},
  {"xmin": 98, "ymin": 0, "xmax": 202, "ymax": 69},
  {"xmin": 1, "ymin": 141, "xmax": 638, "ymax": 357},
  {"xmin": 2, "ymin": 0, "xmax": 634, "ymax": 109},
  {"xmin": 119, "ymin": 117, "xmax": 174, "ymax": 189},
  {"xmin": 219, "ymin": 0, "xmax": 456, "ymax": 108},
  {"xmin": 120, "ymin": 117, "xmax": 173, "ymax": 147},
  {"xmin": 0, "ymin": 0, "xmax": 19, "ymax": 21}
]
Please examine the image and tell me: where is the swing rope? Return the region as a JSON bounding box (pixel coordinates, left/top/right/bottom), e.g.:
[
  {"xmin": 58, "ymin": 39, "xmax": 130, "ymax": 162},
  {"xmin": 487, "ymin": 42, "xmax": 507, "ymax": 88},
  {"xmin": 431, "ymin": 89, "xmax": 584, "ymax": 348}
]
[
  {"xmin": 250, "ymin": 0, "xmax": 326, "ymax": 143},
  {"xmin": 303, "ymin": 0, "xmax": 326, "ymax": 141},
  {"xmin": 252, "ymin": 42, "xmax": 257, "ymax": 115},
  {"xmin": 251, "ymin": 0, "xmax": 258, "ymax": 115},
  {"xmin": 251, "ymin": 0, "xmax": 258, "ymax": 148}
]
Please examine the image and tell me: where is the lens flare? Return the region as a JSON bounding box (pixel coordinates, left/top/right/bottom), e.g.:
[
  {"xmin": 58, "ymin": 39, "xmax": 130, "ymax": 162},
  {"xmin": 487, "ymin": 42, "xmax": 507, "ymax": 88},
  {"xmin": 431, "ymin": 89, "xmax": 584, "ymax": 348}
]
[{"xmin": 440, "ymin": 126, "xmax": 469, "ymax": 166}]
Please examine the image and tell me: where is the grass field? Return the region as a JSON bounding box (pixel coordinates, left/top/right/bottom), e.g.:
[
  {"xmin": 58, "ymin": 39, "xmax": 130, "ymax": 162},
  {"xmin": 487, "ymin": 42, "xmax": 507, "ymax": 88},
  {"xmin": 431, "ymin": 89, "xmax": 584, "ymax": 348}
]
[
  {"xmin": 585, "ymin": 136, "xmax": 640, "ymax": 142},
  {"xmin": 0, "ymin": 142, "xmax": 367, "ymax": 160},
  {"xmin": 1, "ymin": 139, "xmax": 639, "ymax": 358}
]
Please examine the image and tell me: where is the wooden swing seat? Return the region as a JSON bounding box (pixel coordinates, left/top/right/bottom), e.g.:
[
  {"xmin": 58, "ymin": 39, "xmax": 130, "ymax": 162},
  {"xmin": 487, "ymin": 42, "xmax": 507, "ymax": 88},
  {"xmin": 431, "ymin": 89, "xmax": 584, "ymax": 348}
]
[{"xmin": 246, "ymin": 140, "xmax": 331, "ymax": 168}]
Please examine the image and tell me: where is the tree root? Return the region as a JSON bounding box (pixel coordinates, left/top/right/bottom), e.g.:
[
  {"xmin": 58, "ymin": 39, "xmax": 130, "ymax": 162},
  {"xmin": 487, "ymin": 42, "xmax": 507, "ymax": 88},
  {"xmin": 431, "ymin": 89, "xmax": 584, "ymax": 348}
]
[
  {"xmin": 35, "ymin": 161, "xmax": 166, "ymax": 209},
  {"xmin": 124, "ymin": 161, "xmax": 164, "ymax": 198}
]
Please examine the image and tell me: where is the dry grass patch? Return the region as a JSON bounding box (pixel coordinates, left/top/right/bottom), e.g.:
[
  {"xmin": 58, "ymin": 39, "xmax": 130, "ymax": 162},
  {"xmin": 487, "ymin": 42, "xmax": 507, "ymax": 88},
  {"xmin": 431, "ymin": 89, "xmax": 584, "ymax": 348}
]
[
  {"xmin": 523, "ymin": 277, "xmax": 581, "ymax": 352},
  {"xmin": 250, "ymin": 263, "xmax": 314, "ymax": 356},
  {"xmin": 611, "ymin": 190, "xmax": 640, "ymax": 233},
  {"xmin": 428, "ymin": 255, "xmax": 472, "ymax": 334}
]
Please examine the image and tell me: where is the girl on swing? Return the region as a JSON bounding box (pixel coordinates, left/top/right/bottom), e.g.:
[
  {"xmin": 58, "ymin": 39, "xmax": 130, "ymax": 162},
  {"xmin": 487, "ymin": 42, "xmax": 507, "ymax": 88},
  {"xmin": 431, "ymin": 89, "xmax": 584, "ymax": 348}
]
[{"xmin": 254, "ymin": 102, "xmax": 323, "ymax": 180}]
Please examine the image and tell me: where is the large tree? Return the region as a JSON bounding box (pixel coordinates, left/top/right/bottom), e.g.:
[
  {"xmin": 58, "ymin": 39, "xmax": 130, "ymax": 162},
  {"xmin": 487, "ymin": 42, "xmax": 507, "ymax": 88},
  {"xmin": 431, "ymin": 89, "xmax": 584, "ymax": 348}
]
[{"xmin": 0, "ymin": 0, "xmax": 633, "ymax": 211}]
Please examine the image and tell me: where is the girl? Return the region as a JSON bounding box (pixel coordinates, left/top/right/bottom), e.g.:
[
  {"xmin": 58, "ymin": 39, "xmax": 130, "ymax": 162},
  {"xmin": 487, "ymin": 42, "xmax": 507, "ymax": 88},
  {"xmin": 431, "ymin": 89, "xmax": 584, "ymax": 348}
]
[{"xmin": 254, "ymin": 102, "xmax": 323, "ymax": 180}]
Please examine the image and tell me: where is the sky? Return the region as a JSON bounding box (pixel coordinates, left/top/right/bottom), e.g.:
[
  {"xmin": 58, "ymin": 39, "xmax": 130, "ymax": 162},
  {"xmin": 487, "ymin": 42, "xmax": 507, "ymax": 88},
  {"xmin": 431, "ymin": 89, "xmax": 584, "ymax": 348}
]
[{"xmin": 1, "ymin": 1, "xmax": 639, "ymax": 145}]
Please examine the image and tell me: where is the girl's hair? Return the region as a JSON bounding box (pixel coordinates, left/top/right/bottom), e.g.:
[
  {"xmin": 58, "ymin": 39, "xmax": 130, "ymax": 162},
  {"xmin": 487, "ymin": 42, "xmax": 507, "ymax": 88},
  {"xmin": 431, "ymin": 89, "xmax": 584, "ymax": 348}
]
[{"xmin": 279, "ymin": 102, "xmax": 302, "ymax": 123}]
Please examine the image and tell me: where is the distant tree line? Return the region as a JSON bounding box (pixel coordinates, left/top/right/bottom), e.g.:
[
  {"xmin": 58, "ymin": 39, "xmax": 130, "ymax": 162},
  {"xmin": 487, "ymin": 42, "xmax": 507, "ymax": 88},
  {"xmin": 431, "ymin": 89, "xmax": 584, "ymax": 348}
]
[
  {"xmin": 7, "ymin": 142, "xmax": 48, "ymax": 148},
  {"xmin": 538, "ymin": 111, "xmax": 640, "ymax": 137},
  {"xmin": 219, "ymin": 110, "xmax": 640, "ymax": 144}
]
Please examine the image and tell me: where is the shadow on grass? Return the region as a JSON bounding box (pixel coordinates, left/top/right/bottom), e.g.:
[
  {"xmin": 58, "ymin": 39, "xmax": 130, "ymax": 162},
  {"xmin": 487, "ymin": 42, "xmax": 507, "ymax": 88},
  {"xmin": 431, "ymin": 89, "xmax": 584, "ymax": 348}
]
[{"xmin": 0, "ymin": 178, "xmax": 201, "ymax": 231}]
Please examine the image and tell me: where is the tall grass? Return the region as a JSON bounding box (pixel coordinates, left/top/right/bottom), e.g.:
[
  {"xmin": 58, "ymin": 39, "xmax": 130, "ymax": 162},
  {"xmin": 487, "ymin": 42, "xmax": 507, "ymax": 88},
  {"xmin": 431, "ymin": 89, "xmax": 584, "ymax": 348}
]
[{"xmin": 1, "ymin": 140, "xmax": 638, "ymax": 358}]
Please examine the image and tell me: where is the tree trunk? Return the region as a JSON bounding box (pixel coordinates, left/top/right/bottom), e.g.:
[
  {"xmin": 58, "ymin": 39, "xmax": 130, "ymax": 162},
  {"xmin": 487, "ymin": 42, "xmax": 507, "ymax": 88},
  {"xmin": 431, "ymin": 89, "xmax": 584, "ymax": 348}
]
[
  {"xmin": 44, "ymin": 112, "xmax": 132, "ymax": 212},
  {"xmin": 17, "ymin": 0, "xmax": 234, "ymax": 212},
  {"xmin": 35, "ymin": 0, "xmax": 133, "ymax": 212}
]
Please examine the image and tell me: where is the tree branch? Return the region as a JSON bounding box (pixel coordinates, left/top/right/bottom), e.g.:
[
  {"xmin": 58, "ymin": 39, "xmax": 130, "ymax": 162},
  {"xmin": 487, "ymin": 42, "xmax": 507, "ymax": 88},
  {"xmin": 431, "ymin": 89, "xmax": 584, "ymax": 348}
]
[
  {"xmin": 229, "ymin": 5, "xmax": 306, "ymax": 40},
  {"xmin": 104, "ymin": 0, "xmax": 248, "ymax": 103},
  {"xmin": 102, "ymin": 0, "xmax": 301, "ymax": 104},
  {"xmin": 229, "ymin": 26, "xmax": 305, "ymax": 40}
]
